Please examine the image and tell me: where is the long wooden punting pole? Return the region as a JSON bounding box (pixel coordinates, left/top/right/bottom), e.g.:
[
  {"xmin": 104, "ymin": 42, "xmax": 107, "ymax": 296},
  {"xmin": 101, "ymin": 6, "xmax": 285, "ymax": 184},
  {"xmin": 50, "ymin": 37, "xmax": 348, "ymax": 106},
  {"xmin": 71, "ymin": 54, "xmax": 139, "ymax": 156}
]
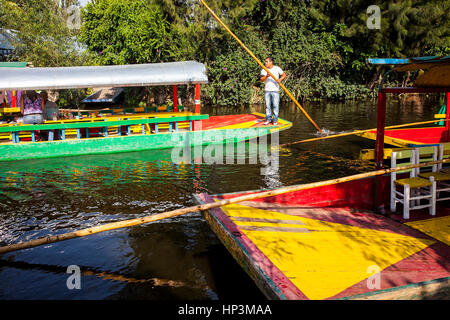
[
  {"xmin": 279, "ymin": 118, "xmax": 450, "ymax": 148},
  {"xmin": 198, "ymin": 0, "xmax": 323, "ymax": 134},
  {"xmin": 1, "ymin": 158, "xmax": 449, "ymax": 255}
]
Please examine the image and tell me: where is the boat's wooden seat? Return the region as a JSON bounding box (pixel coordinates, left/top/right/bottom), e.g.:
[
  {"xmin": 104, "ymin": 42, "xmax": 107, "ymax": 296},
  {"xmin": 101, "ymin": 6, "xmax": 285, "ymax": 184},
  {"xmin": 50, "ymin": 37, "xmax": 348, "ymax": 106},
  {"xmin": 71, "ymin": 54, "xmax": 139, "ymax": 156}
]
[
  {"xmin": 418, "ymin": 171, "xmax": 450, "ymax": 181},
  {"xmin": 394, "ymin": 177, "xmax": 433, "ymax": 188},
  {"xmin": 439, "ymin": 167, "xmax": 450, "ymax": 174},
  {"xmin": 414, "ymin": 144, "xmax": 450, "ymax": 202}
]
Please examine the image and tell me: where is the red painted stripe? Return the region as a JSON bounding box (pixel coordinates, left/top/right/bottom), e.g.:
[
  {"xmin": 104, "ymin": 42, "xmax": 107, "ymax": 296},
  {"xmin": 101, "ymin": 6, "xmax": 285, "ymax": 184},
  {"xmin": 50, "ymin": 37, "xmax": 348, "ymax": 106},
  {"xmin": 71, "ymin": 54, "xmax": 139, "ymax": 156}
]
[
  {"xmin": 201, "ymin": 114, "xmax": 263, "ymax": 130},
  {"xmin": 215, "ymin": 175, "xmax": 391, "ymax": 211},
  {"xmin": 367, "ymin": 127, "xmax": 448, "ymax": 144}
]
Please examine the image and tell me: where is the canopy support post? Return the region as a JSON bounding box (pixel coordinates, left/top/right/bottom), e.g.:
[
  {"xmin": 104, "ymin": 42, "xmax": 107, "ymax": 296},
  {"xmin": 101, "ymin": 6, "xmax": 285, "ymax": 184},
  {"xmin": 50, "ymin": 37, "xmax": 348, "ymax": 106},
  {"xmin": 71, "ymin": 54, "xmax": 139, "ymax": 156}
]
[
  {"xmin": 374, "ymin": 91, "xmax": 387, "ymax": 213},
  {"xmin": 375, "ymin": 92, "xmax": 386, "ymax": 170},
  {"xmin": 173, "ymin": 85, "xmax": 178, "ymax": 112},
  {"xmin": 193, "ymin": 84, "xmax": 201, "ymax": 131},
  {"xmin": 194, "ymin": 84, "xmax": 201, "ymax": 114}
]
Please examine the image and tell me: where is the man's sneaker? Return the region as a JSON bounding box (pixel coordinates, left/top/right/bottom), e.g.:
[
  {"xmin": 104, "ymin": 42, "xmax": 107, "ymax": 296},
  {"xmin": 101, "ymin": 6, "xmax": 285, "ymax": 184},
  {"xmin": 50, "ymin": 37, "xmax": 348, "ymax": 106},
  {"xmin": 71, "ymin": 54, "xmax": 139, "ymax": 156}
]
[
  {"xmin": 263, "ymin": 121, "xmax": 270, "ymax": 125},
  {"xmin": 273, "ymin": 122, "xmax": 278, "ymax": 125}
]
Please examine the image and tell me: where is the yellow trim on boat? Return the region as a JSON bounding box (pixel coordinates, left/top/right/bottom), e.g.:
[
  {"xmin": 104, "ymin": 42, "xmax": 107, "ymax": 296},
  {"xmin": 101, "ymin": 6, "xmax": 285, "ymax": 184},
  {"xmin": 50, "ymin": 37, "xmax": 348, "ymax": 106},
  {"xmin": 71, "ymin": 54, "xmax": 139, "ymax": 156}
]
[
  {"xmin": 216, "ymin": 120, "xmax": 260, "ymax": 130},
  {"xmin": 359, "ymin": 147, "xmax": 413, "ymax": 161},
  {"xmin": 249, "ymin": 112, "xmax": 293, "ymax": 133},
  {"xmin": 0, "ymin": 107, "xmax": 20, "ymax": 113},
  {"xmin": 358, "ymin": 131, "xmax": 424, "ymax": 147}
]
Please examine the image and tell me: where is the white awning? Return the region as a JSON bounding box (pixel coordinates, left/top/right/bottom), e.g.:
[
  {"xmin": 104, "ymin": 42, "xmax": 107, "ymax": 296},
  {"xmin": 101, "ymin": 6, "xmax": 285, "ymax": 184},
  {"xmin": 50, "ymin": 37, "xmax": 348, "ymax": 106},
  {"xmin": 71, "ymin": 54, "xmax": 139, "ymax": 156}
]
[{"xmin": 0, "ymin": 61, "xmax": 208, "ymax": 90}]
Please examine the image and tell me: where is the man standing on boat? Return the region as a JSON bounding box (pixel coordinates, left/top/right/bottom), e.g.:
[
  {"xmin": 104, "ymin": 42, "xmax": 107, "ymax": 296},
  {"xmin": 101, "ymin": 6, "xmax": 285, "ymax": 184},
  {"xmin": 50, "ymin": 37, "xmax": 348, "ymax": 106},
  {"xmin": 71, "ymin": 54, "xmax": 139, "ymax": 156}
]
[{"xmin": 260, "ymin": 57, "xmax": 286, "ymax": 125}]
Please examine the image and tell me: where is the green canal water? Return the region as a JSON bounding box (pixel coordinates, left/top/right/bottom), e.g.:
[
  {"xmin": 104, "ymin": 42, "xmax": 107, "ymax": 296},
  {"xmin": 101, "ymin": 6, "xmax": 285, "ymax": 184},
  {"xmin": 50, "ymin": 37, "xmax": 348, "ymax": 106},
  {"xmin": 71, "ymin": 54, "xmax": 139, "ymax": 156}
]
[{"xmin": 0, "ymin": 98, "xmax": 440, "ymax": 299}]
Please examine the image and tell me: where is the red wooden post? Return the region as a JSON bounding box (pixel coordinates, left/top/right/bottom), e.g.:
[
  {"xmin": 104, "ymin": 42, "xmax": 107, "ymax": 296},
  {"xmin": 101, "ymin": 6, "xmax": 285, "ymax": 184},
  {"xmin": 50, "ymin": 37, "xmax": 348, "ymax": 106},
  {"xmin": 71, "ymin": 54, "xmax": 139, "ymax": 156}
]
[
  {"xmin": 193, "ymin": 84, "xmax": 201, "ymax": 131},
  {"xmin": 11, "ymin": 90, "xmax": 17, "ymax": 108},
  {"xmin": 375, "ymin": 92, "xmax": 387, "ymax": 170},
  {"xmin": 173, "ymin": 85, "xmax": 178, "ymax": 112},
  {"xmin": 194, "ymin": 84, "xmax": 201, "ymax": 114},
  {"xmin": 374, "ymin": 91, "xmax": 387, "ymax": 213},
  {"xmin": 446, "ymin": 92, "xmax": 450, "ymax": 141}
]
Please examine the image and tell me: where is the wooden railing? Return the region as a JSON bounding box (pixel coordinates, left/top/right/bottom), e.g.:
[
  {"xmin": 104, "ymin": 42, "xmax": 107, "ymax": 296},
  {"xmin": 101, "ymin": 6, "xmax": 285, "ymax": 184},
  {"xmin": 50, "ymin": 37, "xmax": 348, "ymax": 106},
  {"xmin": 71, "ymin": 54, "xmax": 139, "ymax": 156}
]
[
  {"xmin": 70, "ymin": 105, "xmax": 186, "ymax": 117},
  {"xmin": 0, "ymin": 114, "xmax": 208, "ymax": 143}
]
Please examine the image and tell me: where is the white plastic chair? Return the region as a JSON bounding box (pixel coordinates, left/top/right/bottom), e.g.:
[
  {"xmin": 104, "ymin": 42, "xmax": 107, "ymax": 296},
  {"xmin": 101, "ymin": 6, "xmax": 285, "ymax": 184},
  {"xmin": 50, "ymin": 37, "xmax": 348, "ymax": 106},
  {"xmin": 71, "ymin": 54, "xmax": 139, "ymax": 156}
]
[{"xmin": 390, "ymin": 149, "xmax": 436, "ymax": 219}]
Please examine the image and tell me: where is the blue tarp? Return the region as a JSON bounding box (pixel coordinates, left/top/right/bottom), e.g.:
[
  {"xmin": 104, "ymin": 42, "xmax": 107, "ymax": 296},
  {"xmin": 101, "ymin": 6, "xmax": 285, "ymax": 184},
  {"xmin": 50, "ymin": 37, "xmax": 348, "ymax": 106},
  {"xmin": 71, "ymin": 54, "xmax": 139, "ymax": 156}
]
[{"xmin": 368, "ymin": 55, "xmax": 450, "ymax": 66}]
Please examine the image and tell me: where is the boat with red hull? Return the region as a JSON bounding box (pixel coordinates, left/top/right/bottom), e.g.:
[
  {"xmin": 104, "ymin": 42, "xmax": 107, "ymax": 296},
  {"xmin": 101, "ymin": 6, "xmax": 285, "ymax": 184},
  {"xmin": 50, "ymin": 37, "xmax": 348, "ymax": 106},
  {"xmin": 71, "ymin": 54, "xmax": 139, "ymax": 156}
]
[{"xmin": 195, "ymin": 56, "xmax": 450, "ymax": 300}]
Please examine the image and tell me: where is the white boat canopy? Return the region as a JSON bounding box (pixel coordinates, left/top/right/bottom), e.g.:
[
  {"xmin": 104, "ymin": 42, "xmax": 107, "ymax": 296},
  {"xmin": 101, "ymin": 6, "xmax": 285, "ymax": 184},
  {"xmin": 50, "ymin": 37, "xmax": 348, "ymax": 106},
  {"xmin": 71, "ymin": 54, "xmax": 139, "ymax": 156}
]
[{"xmin": 0, "ymin": 61, "xmax": 208, "ymax": 91}]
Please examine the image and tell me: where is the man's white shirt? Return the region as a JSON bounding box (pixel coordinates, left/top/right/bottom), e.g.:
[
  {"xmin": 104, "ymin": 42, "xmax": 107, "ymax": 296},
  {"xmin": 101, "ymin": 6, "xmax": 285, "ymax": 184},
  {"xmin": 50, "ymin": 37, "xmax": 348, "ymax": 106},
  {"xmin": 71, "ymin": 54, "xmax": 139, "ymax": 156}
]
[{"xmin": 261, "ymin": 66, "xmax": 284, "ymax": 92}]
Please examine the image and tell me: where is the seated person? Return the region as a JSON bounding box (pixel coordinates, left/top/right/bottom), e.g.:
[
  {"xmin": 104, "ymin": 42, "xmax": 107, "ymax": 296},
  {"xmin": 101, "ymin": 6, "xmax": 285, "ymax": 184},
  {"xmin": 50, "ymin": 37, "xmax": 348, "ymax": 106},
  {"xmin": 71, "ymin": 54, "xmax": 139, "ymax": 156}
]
[
  {"xmin": 42, "ymin": 90, "xmax": 59, "ymax": 121},
  {"xmin": 21, "ymin": 91, "xmax": 45, "ymax": 141},
  {"xmin": 21, "ymin": 90, "xmax": 44, "ymax": 124}
]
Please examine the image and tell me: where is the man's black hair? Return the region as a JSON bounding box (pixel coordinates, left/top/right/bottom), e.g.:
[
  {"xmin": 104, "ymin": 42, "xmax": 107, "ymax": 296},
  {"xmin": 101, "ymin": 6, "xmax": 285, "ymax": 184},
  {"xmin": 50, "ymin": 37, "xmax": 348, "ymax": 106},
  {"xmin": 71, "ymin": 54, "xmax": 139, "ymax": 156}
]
[{"xmin": 265, "ymin": 57, "xmax": 274, "ymax": 63}]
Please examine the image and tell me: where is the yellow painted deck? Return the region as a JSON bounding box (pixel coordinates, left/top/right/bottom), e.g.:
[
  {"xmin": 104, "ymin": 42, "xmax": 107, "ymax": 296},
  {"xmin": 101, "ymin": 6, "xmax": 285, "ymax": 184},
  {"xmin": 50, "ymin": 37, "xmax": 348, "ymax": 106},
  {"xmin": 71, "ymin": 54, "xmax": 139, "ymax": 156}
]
[{"xmin": 220, "ymin": 203, "xmax": 438, "ymax": 300}]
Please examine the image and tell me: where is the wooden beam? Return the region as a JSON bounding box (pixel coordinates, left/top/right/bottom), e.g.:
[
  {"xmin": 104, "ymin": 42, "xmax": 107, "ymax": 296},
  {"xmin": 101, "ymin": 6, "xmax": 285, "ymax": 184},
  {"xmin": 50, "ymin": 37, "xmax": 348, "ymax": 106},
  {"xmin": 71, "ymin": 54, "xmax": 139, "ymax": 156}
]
[
  {"xmin": 173, "ymin": 85, "xmax": 178, "ymax": 112},
  {"xmin": 194, "ymin": 84, "xmax": 201, "ymax": 131},
  {"xmin": 194, "ymin": 84, "xmax": 201, "ymax": 114},
  {"xmin": 374, "ymin": 91, "xmax": 387, "ymax": 213},
  {"xmin": 375, "ymin": 92, "xmax": 387, "ymax": 170},
  {"xmin": 0, "ymin": 115, "xmax": 209, "ymax": 133}
]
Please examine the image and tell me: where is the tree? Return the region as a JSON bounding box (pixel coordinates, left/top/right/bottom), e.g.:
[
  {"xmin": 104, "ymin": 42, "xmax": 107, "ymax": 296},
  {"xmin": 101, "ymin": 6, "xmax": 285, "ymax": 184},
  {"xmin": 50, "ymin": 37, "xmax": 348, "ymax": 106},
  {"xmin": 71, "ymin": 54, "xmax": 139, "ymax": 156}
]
[
  {"xmin": 79, "ymin": 0, "xmax": 178, "ymax": 65},
  {"xmin": 203, "ymin": 28, "xmax": 269, "ymax": 105},
  {"xmin": 308, "ymin": 0, "xmax": 450, "ymax": 88},
  {"xmin": 152, "ymin": 0, "xmax": 260, "ymax": 61},
  {"xmin": 1, "ymin": 0, "xmax": 88, "ymax": 67}
]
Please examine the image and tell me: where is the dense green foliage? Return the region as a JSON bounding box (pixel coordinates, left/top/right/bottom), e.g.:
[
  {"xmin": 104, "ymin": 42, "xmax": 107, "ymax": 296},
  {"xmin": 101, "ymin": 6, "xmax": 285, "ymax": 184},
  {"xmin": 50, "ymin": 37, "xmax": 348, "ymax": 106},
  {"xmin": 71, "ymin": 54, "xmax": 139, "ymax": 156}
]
[
  {"xmin": 0, "ymin": 0, "xmax": 88, "ymax": 67},
  {"xmin": 79, "ymin": 0, "xmax": 178, "ymax": 64},
  {"xmin": 1, "ymin": 0, "xmax": 91, "ymax": 107},
  {"xmin": 202, "ymin": 0, "xmax": 449, "ymax": 104},
  {"xmin": 308, "ymin": 0, "xmax": 450, "ymax": 88},
  {"xmin": 2, "ymin": 0, "xmax": 449, "ymax": 106}
]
